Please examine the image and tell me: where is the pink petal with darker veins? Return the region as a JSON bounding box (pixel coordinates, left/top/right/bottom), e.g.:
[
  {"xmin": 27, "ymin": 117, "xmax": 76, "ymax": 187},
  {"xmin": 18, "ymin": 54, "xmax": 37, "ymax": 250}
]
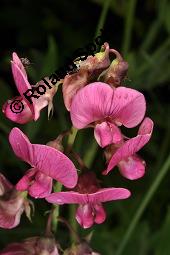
[
  {"xmin": 118, "ymin": 155, "xmax": 145, "ymax": 180},
  {"xmin": 104, "ymin": 117, "xmax": 154, "ymax": 175},
  {"xmin": 46, "ymin": 187, "xmax": 131, "ymax": 205},
  {"xmin": 9, "ymin": 127, "xmax": 33, "ymax": 164},
  {"xmin": 70, "ymin": 82, "xmax": 115, "ymax": 129},
  {"xmin": 9, "ymin": 128, "xmax": 78, "ymax": 189},
  {"xmin": 88, "ymin": 188, "xmax": 131, "ymax": 203},
  {"xmin": 94, "ymin": 121, "xmax": 122, "ymax": 147},
  {"xmin": 109, "ymin": 86, "xmax": 146, "ymax": 128},
  {"xmin": 70, "ymin": 82, "xmax": 146, "ymax": 129}
]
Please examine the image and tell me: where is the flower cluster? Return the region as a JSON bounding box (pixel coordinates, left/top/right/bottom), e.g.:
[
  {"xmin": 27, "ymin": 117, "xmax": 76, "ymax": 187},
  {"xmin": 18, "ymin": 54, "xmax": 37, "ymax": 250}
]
[{"xmin": 0, "ymin": 43, "xmax": 153, "ymax": 253}]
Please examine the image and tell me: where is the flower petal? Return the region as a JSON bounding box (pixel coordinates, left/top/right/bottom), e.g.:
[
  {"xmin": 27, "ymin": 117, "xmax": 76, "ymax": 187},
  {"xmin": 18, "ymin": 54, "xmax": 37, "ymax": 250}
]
[
  {"xmin": 70, "ymin": 82, "xmax": 146, "ymax": 129},
  {"xmin": 118, "ymin": 155, "xmax": 145, "ymax": 180},
  {"xmin": 70, "ymin": 82, "xmax": 115, "ymax": 128},
  {"xmin": 9, "ymin": 128, "xmax": 78, "ymax": 188},
  {"xmin": 110, "ymin": 86, "xmax": 146, "ymax": 128},
  {"xmin": 12, "ymin": 52, "xmax": 27, "ymax": 79},
  {"xmin": 94, "ymin": 204, "xmax": 106, "ymax": 224},
  {"xmin": 0, "ymin": 193, "xmax": 24, "ymax": 229},
  {"xmin": 16, "ymin": 168, "xmax": 36, "ymax": 191},
  {"xmin": 88, "ymin": 188, "xmax": 131, "ymax": 203},
  {"xmin": 28, "ymin": 171, "xmax": 53, "ymax": 198},
  {"xmin": 94, "ymin": 121, "xmax": 122, "ymax": 147},
  {"xmin": 104, "ymin": 117, "xmax": 154, "ymax": 175},
  {"xmin": 32, "ymin": 144, "xmax": 78, "ymax": 188},
  {"xmin": 76, "ymin": 204, "xmax": 94, "ymax": 229},
  {"xmin": 9, "ymin": 128, "xmax": 33, "ymax": 164},
  {"xmin": 11, "ymin": 60, "xmax": 32, "ymax": 101},
  {"xmin": 9, "ymin": 128, "xmax": 33, "ymax": 166},
  {"xmin": 46, "ymin": 191, "xmax": 88, "ymax": 204},
  {"xmin": 2, "ymin": 96, "xmax": 33, "ymax": 124}
]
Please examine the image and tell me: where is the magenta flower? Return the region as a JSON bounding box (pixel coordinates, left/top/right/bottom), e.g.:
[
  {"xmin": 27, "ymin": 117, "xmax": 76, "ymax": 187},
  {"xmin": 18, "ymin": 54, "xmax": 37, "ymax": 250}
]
[
  {"xmin": 70, "ymin": 82, "xmax": 146, "ymax": 148},
  {"xmin": 0, "ymin": 173, "xmax": 30, "ymax": 229},
  {"xmin": 2, "ymin": 52, "xmax": 56, "ymax": 124},
  {"xmin": 46, "ymin": 172, "xmax": 130, "ymax": 229},
  {"xmin": 0, "ymin": 236, "xmax": 59, "ymax": 255},
  {"xmin": 103, "ymin": 117, "xmax": 154, "ymax": 179},
  {"xmin": 9, "ymin": 128, "xmax": 78, "ymax": 198}
]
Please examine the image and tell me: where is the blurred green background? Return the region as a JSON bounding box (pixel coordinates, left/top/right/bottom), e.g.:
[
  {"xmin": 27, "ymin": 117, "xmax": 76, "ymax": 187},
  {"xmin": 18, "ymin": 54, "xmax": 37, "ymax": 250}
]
[{"xmin": 0, "ymin": 0, "xmax": 170, "ymax": 254}]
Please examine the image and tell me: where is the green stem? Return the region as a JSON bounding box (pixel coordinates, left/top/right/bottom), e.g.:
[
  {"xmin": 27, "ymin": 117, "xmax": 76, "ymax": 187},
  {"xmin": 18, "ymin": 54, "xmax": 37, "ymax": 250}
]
[
  {"xmin": 115, "ymin": 153, "xmax": 170, "ymax": 255},
  {"xmin": 52, "ymin": 182, "xmax": 62, "ymax": 233},
  {"xmin": 122, "ymin": 0, "xmax": 137, "ymax": 56},
  {"xmin": 69, "ymin": 204, "xmax": 77, "ymax": 243},
  {"xmin": 83, "ymin": 139, "xmax": 98, "ymax": 168},
  {"xmin": 94, "ymin": 0, "xmax": 112, "ymax": 38},
  {"xmin": 67, "ymin": 127, "xmax": 78, "ymax": 242},
  {"xmin": 67, "ymin": 127, "xmax": 78, "ymax": 149}
]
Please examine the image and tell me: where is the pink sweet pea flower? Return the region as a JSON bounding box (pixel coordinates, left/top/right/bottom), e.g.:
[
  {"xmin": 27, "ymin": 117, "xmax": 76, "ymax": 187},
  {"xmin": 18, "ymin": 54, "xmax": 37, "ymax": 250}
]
[
  {"xmin": 0, "ymin": 173, "xmax": 31, "ymax": 229},
  {"xmin": 2, "ymin": 52, "xmax": 57, "ymax": 124},
  {"xmin": 70, "ymin": 82, "xmax": 146, "ymax": 148},
  {"xmin": 0, "ymin": 236, "xmax": 59, "ymax": 255},
  {"xmin": 9, "ymin": 128, "xmax": 78, "ymax": 198},
  {"xmin": 46, "ymin": 172, "xmax": 131, "ymax": 229},
  {"xmin": 103, "ymin": 117, "xmax": 154, "ymax": 180}
]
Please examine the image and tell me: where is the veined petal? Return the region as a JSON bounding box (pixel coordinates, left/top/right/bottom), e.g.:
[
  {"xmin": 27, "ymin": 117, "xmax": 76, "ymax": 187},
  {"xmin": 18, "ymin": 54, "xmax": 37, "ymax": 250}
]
[
  {"xmin": 32, "ymin": 144, "xmax": 77, "ymax": 188},
  {"xmin": 9, "ymin": 128, "xmax": 78, "ymax": 188},
  {"xmin": 88, "ymin": 188, "xmax": 131, "ymax": 203},
  {"xmin": 46, "ymin": 191, "xmax": 88, "ymax": 204},
  {"xmin": 70, "ymin": 82, "xmax": 115, "ymax": 128},
  {"xmin": 9, "ymin": 127, "xmax": 33, "ymax": 164},
  {"xmin": 104, "ymin": 117, "xmax": 154, "ymax": 175},
  {"xmin": 110, "ymin": 86, "xmax": 146, "ymax": 128},
  {"xmin": 70, "ymin": 82, "xmax": 146, "ymax": 129},
  {"xmin": 94, "ymin": 121, "xmax": 122, "ymax": 147},
  {"xmin": 118, "ymin": 155, "xmax": 145, "ymax": 180}
]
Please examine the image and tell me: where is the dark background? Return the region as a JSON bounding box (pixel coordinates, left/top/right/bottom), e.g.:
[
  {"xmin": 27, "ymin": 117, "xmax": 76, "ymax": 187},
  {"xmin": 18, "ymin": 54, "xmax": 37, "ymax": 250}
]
[{"xmin": 0, "ymin": 0, "xmax": 170, "ymax": 254}]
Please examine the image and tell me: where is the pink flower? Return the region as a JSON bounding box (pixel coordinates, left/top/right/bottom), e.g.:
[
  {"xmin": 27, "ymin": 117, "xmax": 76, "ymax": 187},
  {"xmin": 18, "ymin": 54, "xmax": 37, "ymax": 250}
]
[
  {"xmin": 103, "ymin": 117, "xmax": 154, "ymax": 180},
  {"xmin": 2, "ymin": 52, "xmax": 57, "ymax": 124},
  {"xmin": 70, "ymin": 82, "xmax": 146, "ymax": 147},
  {"xmin": 0, "ymin": 173, "xmax": 30, "ymax": 229},
  {"xmin": 9, "ymin": 128, "xmax": 78, "ymax": 198},
  {"xmin": 46, "ymin": 172, "xmax": 130, "ymax": 229},
  {"xmin": 0, "ymin": 236, "xmax": 59, "ymax": 255}
]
